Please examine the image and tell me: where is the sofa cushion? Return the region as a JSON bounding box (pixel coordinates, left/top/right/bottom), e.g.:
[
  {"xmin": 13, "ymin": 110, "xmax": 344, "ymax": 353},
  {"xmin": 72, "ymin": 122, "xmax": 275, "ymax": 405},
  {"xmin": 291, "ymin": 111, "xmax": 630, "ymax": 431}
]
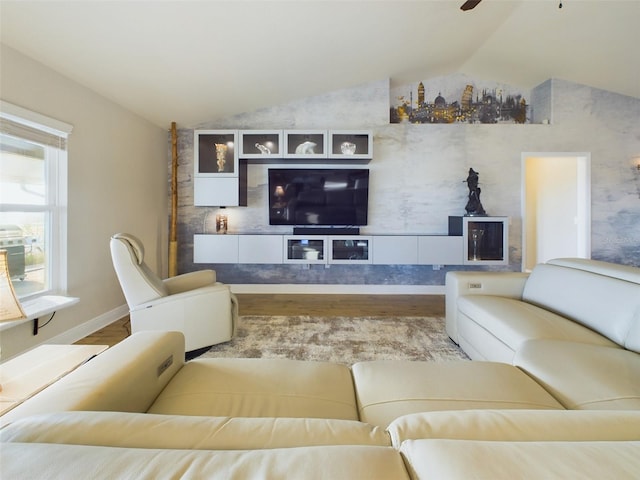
[
  {"xmin": 386, "ymin": 410, "xmax": 640, "ymax": 447},
  {"xmin": 514, "ymin": 339, "xmax": 640, "ymax": 410},
  {"xmin": 148, "ymin": 358, "xmax": 359, "ymax": 420},
  {"xmin": 351, "ymin": 361, "xmax": 563, "ymax": 428},
  {"xmin": 456, "ymin": 295, "xmax": 619, "ymax": 361},
  {"xmin": 0, "ymin": 443, "xmax": 410, "ymax": 480},
  {"xmin": 400, "ymin": 439, "xmax": 640, "ymax": 480},
  {"xmin": 522, "ymin": 263, "xmax": 640, "ymax": 352},
  {"xmin": 1, "ymin": 411, "xmax": 390, "ymax": 449}
]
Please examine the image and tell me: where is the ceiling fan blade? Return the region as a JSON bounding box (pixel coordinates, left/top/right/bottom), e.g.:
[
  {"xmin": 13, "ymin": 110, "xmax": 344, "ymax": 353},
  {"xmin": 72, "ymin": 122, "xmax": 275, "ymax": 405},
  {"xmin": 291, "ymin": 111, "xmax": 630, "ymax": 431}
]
[{"xmin": 460, "ymin": 0, "xmax": 482, "ymax": 11}]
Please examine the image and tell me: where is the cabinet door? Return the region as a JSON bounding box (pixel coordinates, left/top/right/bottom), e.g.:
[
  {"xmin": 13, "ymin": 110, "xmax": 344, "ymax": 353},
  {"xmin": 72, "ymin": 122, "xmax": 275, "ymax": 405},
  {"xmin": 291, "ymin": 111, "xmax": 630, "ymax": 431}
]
[
  {"xmin": 239, "ymin": 235, "xmax": 284, "ymax": 264},
  {"xmin": 372, "ymin": 236, "xmax": 418, "ymax": 265},
  {"xmin": 463, "ymin": 217, "xmax": 509, "ymax": 265},
  {"xmin": 329, "ymin": 236, "xmax": 372, "ymax": 264},
  {"xmin": 193, "ymin": 234, "xmax": 239, "ymax": 264},
  {"xmin": 418, "ymin": 236, "xmax": 463, "ymax": 265},
  {"xmin": 283, "ymin": 130, "xmax": 327, "ymax": 159},
  {"xmin": 283, "ymin": 235, "xmax": 327, "ymax": 263},
  {"xmin": 194, "ymin": 130, "xmax": 238, "ymax": 177},
  {"xmin": 193, "ymin": 177, "xmax": 239, "ymax": 207},
  {"xmin": 238, "ymin": 130, "xmax": 283, "ymax": 159},
  {"xmin": 328, "ymin": 131, "xmax": 373, "ymax": 159}
]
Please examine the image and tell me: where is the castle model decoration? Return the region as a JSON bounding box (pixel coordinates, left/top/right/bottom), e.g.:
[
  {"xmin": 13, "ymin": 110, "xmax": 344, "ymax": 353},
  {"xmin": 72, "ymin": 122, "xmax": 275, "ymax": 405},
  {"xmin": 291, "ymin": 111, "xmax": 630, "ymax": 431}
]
[{"xmin": 390, "ymin": 77, "xmax": 530, "ymax": 124}]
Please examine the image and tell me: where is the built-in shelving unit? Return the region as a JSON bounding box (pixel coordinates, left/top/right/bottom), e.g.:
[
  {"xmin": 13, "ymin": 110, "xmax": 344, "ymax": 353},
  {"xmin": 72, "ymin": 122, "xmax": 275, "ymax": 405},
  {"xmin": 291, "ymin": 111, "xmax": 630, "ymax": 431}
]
[
  {"xmin": 193, "ymin": 233, "xmax": 470, "ymax": 266},
  {"xmin": 194, "ymin": 129, "xmax": 373, "ymax": 207}
]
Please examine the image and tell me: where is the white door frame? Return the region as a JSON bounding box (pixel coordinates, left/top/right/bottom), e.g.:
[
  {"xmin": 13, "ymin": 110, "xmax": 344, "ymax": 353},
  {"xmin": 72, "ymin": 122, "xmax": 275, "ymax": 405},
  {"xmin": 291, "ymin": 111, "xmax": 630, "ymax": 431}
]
[{"xmin": 521, "ymin": 152, "xmax": 591, "ymax": 271}]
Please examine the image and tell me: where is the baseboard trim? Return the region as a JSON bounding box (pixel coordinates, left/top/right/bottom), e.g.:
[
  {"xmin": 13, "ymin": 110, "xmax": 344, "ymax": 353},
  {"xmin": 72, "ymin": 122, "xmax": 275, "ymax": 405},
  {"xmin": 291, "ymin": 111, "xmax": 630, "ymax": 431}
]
[
  {"xmin": 229, "ymin": 284, "xmax": 445, "ymax": 295},
  {"xmin": 48, "ymin": 304, "xmax": 129, "ymax": 345}
]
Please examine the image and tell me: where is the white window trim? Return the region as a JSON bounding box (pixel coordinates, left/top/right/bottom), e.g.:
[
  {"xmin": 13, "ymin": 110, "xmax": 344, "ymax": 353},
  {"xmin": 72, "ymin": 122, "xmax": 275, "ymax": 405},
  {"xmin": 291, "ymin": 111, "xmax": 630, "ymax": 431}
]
[
  {"xmin": 0, "ymin": 101, "xmax": 73, "ymax": 137},
  {"xmin": 1, "ymin": 100, "xmax": 73, "ymax": 299}
]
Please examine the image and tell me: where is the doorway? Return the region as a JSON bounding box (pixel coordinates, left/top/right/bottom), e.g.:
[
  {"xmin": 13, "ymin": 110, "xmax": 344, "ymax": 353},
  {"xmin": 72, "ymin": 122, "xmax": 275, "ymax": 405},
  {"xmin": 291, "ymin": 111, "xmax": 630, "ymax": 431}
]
[{"xmin": 522, "ymin": 153, "xmax": 591, "ymax": 271}]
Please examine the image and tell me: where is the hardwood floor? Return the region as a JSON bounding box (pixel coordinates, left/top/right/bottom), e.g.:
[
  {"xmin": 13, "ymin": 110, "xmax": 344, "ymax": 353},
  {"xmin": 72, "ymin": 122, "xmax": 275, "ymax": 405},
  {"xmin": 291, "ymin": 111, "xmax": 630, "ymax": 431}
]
[{"xmin": 75, "ymin": 294, "xmax": 445, "ymax": 348}]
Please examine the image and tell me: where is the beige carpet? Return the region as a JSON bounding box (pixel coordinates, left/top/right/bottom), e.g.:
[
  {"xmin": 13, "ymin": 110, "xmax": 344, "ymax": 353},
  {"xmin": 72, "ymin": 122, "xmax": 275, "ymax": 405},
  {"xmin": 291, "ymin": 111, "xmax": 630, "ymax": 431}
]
[{"xmin": 198, "ymin": 315, "xmax": 468, "ymax": 364}]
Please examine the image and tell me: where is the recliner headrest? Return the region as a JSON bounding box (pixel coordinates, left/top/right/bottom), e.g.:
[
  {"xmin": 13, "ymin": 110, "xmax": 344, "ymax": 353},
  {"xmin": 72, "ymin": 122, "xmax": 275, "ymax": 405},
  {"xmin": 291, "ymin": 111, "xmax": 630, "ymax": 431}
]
[{"xmin": 112, "ymin": 233, "xmax": 144, "ymax": 265}]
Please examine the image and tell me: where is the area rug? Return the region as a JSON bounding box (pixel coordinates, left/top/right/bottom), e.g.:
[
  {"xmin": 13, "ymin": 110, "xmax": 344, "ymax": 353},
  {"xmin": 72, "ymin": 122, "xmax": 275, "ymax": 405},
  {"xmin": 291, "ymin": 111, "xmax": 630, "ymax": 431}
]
[{"xmin": 198, "ymin": 315, "xmax": 468, "ymax": 364}]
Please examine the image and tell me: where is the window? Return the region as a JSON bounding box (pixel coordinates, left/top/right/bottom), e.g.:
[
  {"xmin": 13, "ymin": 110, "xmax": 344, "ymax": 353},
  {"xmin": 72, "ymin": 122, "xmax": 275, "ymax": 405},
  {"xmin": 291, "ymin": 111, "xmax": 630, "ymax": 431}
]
[{"xmin": 0, "ymin": 101, "xmax": 72, "ymax": 300}]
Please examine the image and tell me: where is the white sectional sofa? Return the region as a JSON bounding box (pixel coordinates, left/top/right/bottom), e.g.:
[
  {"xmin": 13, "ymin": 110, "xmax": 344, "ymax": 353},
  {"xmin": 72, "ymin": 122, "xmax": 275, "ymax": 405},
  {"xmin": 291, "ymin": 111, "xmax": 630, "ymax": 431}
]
[
  {"xmin": 2, "ymin": 258, "xmax": 639, "ymax": 478},
  {"xmin": 446, "ymin": 257, "xmax": 640, "ymax": 411}
]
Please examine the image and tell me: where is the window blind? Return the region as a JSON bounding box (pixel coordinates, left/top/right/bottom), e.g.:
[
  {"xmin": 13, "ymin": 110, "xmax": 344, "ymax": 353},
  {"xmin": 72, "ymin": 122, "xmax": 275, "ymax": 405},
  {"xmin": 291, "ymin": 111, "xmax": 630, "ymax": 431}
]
[{"xmin": 0, "ymin": 101, "xmax": 72, "ymax": 149}]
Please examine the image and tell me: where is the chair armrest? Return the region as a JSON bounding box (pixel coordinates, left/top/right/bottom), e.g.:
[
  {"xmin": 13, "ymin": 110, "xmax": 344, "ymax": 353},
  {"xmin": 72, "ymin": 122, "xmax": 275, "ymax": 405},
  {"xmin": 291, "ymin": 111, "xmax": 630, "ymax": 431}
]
[
  {"xmin": 445, "ymin": 271, "xmax": 529, "ymax": 343},
  {"xmin": 163, "ymin": 270, "xmax": 216, "ymax": 295},
  {"xmin": 129, "ymin": 284, "xmax": 236, "ymax": 351},
  {"xmin": 132, "ymin": 282, "xmax": 228, "ymax": 310}
]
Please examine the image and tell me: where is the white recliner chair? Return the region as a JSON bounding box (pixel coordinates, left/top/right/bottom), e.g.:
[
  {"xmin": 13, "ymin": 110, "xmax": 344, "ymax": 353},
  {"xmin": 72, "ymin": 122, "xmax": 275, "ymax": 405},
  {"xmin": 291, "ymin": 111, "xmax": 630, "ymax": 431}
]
[{"xmin": 110, "ymin": 233, "xmax": 237, "ymax": 353}]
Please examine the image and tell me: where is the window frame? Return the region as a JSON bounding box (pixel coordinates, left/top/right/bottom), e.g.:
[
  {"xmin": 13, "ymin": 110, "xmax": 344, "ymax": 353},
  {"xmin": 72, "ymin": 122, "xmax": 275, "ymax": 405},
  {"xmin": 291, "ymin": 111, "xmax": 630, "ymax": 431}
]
[{"xmin": 0, "ymin": 101, "xmax": 72, "ymax": 301}]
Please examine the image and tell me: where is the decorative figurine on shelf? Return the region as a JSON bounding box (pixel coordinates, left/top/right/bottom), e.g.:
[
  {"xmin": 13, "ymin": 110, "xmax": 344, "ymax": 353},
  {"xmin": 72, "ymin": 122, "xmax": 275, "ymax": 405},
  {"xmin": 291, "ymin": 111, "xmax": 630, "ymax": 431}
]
[
  {"xmin": 255, "ymin": 143, "xmax": 271, "ymax": 155},
  {"xmin": 214, "ymin": 143, "xmax": 227, "ymax": 172},
  {"xmin": 295, "ymin": 141, "xmax": 317, "ymax": 155},
  {"xmin": 464, "ymin": 167, "xmax": 487, "ymax": 216},
  {"xmin": 340, "ymin": 141, "xmax": 356, "ymax": 155}
]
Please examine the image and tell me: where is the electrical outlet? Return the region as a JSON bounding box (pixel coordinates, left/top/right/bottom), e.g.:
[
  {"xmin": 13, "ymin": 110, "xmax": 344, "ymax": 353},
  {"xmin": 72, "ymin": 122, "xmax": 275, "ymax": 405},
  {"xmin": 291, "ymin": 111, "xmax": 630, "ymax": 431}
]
[{"xmin": 469, "ymin": 282, "xmax": 482, "ymax": 289}]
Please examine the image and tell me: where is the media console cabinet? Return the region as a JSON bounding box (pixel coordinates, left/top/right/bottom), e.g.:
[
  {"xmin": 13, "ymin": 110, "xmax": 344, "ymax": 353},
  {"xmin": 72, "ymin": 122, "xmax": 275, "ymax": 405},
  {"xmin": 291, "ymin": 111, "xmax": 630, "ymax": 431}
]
[{"xmin": 193, "ymin": 217, "xmax": 508, "ymax": 266}]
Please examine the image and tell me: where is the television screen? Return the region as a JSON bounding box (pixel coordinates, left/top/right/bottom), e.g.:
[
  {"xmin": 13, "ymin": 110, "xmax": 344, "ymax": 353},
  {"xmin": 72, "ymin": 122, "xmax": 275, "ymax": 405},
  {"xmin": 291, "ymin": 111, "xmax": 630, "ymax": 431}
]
[{"xmin": 268, "ymin": 168, "xmax": 369, "ymax": 226}]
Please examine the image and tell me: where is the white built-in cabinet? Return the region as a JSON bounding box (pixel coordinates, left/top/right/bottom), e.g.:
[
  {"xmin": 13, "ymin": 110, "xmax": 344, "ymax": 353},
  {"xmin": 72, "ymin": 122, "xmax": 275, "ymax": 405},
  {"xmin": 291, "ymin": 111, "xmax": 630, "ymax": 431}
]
[
  {"xmin": 239, "ymin": 235, "xmax": 284, "ymax": 264},
  {"xmin": 193, "ymin": 129, "xmax": 373, "ymax": 207},
  {"xmin": 238, "ymin": 130, "xmax": 283, "ymax": 159},
  {"xmin": 448, "ymin": 216, "xmax": 509, "ymax": 266},
  {"xmin": 194, "ymin": 234, "xmax": 466, "ymax": 266},
  {"xmin": 328, "ymin": 131, "xmax": 373, "ymax": 159},
  {"xmin": 194, "ymin": 130, "xmax": 240, "ymax": 207}
]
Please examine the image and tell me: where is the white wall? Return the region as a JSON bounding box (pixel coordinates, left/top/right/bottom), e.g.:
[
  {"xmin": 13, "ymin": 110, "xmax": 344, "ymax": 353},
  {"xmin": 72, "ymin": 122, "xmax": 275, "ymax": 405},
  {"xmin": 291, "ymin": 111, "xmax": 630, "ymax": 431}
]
[{"xmin": 0, "ymin": 45, "xmax": 168, "ymax": 359}]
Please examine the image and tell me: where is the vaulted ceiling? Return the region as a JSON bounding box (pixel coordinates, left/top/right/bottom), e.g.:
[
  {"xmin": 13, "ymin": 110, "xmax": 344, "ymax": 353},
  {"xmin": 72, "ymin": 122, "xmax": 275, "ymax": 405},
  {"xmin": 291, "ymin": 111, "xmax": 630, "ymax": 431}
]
[{"xmin": 1, "ymin": 0, "xmax": 638, "ymax": 128}]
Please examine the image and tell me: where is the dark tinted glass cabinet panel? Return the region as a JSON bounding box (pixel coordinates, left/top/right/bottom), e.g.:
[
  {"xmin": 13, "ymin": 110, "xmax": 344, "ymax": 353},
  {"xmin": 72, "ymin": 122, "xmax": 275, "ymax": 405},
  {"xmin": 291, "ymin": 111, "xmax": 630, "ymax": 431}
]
[
  {"xmin": 450, "ymin": 216, "xmax": 509, "ymax": 265},
  {"xmin": 328, "ymin": 131, "xmax": 373, "ymax": 159},
  {"xmin": 239, "ymin": 130, "xmax": 283, "ymax": 159},
  {"xmin": 284, "ymin": 236, "xmax": 326, "ymax": 263},
  {"xmin": 284, "ymin": 131, "xmax": 327, "ymax": 159},
  {"xmin": 329, "ymin": 236, "xmax": 372, "ymax": 264}
]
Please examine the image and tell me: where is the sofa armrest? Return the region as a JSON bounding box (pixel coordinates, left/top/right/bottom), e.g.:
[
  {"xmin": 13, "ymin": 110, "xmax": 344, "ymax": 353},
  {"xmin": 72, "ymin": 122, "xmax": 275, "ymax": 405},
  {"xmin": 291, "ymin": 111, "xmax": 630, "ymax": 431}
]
[
  {"xmin": 0, "ymin": 332, "xmax": 185, "ymax": 428},
  {"xmin": 445, "ymin": 271, "xmax": 529, "ymax": 343}
]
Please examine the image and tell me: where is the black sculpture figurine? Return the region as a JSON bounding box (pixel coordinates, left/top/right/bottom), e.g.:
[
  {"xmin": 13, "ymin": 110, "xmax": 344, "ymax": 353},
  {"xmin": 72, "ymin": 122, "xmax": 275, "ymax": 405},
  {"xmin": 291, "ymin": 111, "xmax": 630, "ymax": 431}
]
[{"xmin": 464, "ymin": 168, "xmax": 487, "ymax": 216}]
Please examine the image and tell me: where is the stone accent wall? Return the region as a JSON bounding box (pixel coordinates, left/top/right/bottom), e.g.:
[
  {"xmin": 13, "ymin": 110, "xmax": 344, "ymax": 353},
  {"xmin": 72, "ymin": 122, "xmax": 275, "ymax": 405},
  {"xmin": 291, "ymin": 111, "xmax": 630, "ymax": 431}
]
[{"xmin": 172, "ymin": 77, "xmax": 640, "ymax": 285}]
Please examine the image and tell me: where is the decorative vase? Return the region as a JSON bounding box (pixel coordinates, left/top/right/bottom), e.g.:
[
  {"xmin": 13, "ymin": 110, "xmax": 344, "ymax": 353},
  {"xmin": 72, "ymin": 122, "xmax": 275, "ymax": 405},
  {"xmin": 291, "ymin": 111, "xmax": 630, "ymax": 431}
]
[{"xmin": 470, "ymin": 229, "xmax": 484, "ymax": 260}]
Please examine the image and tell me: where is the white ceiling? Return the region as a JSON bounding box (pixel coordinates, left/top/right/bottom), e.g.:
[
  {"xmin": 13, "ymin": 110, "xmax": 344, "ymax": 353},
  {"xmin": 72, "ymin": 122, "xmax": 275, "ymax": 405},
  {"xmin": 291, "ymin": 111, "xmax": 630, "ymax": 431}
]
[{"xmin": 1, "ymin": 0, "xmax": 638, "ymax": 128}]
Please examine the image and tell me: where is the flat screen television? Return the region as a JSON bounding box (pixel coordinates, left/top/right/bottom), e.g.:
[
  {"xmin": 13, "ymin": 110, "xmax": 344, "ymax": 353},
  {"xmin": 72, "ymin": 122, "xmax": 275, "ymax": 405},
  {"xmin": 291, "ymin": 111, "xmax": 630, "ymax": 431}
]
[{"xmin": 268, "ymin": 168, "xmax": 369, "ymax": 226}]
